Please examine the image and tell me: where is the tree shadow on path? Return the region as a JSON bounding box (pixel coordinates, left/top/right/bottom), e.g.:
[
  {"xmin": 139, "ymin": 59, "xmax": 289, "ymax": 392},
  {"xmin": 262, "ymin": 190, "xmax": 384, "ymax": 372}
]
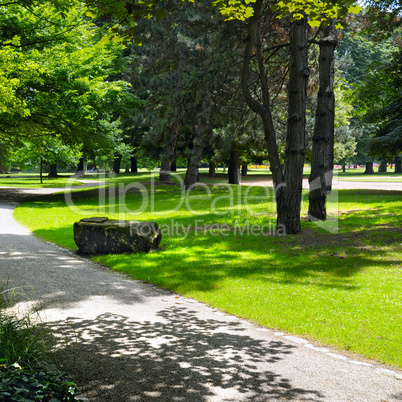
[{"xmin": 47, "ymin": 306, "xmax": 324, "ymax": 401}]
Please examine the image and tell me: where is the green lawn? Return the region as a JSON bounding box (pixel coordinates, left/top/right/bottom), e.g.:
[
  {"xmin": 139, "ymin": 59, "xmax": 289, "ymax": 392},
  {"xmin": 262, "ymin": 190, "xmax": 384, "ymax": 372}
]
[
  {"xmin": 2, "ymin": 167, "xmax": 401, "ymax": 187},
  {"xmin": 335, "ymin": 168, "xmax": 402, "ymax": 182},
  {"xmin": 13, "ymin": 175, "xmax": 402, "ymax": 368},
  {"xmin": 0, "ymin": 174, "xmax": 83, "ymax": 188}
]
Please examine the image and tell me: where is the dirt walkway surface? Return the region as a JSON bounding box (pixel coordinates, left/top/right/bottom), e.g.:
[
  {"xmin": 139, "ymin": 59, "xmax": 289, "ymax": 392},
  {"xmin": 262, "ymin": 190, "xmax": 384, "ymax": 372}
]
[{"xmin": 1, "ymin": 186, "xmax": 401, "ymax": 401}]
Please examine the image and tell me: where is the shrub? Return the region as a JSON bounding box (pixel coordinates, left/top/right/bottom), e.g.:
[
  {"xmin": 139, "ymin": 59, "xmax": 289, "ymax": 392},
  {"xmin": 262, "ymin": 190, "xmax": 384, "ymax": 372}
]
[
  {"xmin": 0, "ymin": 284, "xmax": 79, "ymax": 401},
  {"xmin": 0, "ymin": 363, "xmax": 78, "ymax": 401}
]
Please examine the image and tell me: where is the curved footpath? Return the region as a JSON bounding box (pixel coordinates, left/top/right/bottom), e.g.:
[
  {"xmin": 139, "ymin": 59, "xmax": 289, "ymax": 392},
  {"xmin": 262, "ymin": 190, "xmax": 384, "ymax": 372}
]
[{"xmin": 0, "ymin": 185, "xmax": 401, "ymax": 401}]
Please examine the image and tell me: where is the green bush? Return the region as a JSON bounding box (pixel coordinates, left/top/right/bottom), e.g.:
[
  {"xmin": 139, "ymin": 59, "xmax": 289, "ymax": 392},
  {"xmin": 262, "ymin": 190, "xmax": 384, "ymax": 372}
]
[
  {"xmin": 0, "ymin": 363, "xmax": 78, "ymax": 401},
  {"xmin": 0, "ymin": 313, "xmax": 48, "ymax": 368},
  {"xmin": 0, "ymin": 302, "xmax": 79, "ymax": 401}
]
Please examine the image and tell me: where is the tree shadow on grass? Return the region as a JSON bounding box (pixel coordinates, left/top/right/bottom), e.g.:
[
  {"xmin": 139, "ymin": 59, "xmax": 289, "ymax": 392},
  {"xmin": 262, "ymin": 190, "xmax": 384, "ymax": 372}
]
[
  {"xmin": 92, "ymin": 224, "xmax": 401, "ymax": 294},
  {"xmin": 24, "ymin": 219, "xmax": 402, "ymax": 296},
  {"xmin": 46, "ymin": 306, "xmax": 324, "ymax": 401}
]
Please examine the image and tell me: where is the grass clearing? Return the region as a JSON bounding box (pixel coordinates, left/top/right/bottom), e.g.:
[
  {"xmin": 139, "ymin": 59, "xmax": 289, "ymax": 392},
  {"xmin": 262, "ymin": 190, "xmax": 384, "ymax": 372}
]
[
  {"xmin": 0, "ymin": 174, "xmax": 83, "ymax": 188},
  {"xmin": 13, "ymin": 177, "xmax": 402, "ymax": 368}
]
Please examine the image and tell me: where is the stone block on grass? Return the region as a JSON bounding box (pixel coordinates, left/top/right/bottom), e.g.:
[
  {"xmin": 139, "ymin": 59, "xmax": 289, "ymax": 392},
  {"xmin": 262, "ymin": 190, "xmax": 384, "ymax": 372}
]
[{"xmin": 73, "ymin": 217, "xmax": 162, "ymax": 254}]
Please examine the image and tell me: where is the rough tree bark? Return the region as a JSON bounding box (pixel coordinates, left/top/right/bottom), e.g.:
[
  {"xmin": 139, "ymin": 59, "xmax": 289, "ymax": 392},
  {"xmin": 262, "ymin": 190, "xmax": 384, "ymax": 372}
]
[
  {"xmin": 228, "ymin": 150, "xmax": 240, "ymax": 185},
  {"xmin": 241, "ymin": 0, "xmax": 309, "ymax": 234},
  {"xmin": 325, "ymin": 128, "xmax": 335, "ymax": 192},
  {"xmin": 395, "ymin": 156, "xmax": 401, "ymax": 173},
  {"xmin": 378, "ymin": 160, "xmax": 387, "ymax": 173},
  {"xmin": 48, "ymin": 163, "xmax": 58, "ymax": 178},
  {"xmin": 241, "ymin": 0, "xmax": 283, "ymax": 190},
  {"xmin": 364, "ymin": 162, "xmax": 374, "ymax": 174},
  {"xmin": 208, "ymin": 161, "xmax": 216, "ymax": 177},
  {"xmin": 183, "ymin": 122, "xmax": 208, "ymax": 190},
  {"xmin": 77, "ymin": 157, "xmax": 84, "ymax": 173},
  {"xmin": 308, "ymin": 21, "xmax": 337, "ymax": 221},
  {"xmin": 159, "ymin": 51, "xmax": 185, "ymax": 182},
  {"xmin": 113, "ymin": 154, "xmax": 122, "ymax": 174},
  {"xmin": 130, "ymin": 153, "xmax": 138, "ymax": 173},
  {"xmin": 276, "ymin": 15, "xmax": 309, "ymax": 234},
  {"xmin": 159, "ymin": 124, "xmax": 179, "ymax": 182},
  {"xmin": 40, "ymin": 159, "xmax": 43, "ymax": 184}
]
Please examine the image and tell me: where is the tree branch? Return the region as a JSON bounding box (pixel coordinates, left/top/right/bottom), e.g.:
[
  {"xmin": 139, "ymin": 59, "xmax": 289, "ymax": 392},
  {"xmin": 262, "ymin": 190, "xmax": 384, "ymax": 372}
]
[
  {"xmin": 0, "ymin": 21, "xmax": 85, "ymax": 48},
  {"xmin": 241, "ymin": 0, "xmax": 266, "ymax": 115}
]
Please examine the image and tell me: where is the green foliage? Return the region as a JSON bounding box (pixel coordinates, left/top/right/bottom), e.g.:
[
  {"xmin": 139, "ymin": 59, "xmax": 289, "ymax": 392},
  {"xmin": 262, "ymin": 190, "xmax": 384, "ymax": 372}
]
[
  {"xmin": 10, "ymin": 138, "xmax": 80, "ymax": 171},
  {"xmin": 212, "ymin": 0, "xmax": 255, "ymax": 21},
  {"xmin": 80, "ymin": 0, "xmax": 361, "ymax": 32},
  {"xmin": 0, "ymin": 276, "xmax": 79, "ymax": 401},
  {"xmin": 124, "ymin": 0, "xmax": 252, "ymax": 166},
  {"xmin": 360, "ymin": 0, "xmax": 402, "ymax": 40},
  {"xmin": 0, "ymin": 363, "xmax": 78, "ymax": 401},
  {"xmin": 0, "ymin": 313, "xmax": 47, "ymax": 368},
  {"xmin": 0, "ymin": 308, "xmax": 79, "ymax": 401},
  {"xmin": 272, "ymin": 0, "xmax": 361, "ymax": 28},
  {"xmin": 336, "ymin": 31, "xmax": 393, "ymax": 85},
  {"xmin": 353, "ymin": 48, "xmax": 402, "ymax": 160},
  {"xmin": 0, "ymin": 1, "xmax": 139, "ymax": 154}
]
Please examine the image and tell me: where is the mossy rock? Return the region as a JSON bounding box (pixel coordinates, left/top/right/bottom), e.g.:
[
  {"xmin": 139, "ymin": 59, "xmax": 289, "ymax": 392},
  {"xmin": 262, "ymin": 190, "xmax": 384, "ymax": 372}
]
[{"xmin": 73, "ymin": 217, "xmax": 162, "ymax": 254}]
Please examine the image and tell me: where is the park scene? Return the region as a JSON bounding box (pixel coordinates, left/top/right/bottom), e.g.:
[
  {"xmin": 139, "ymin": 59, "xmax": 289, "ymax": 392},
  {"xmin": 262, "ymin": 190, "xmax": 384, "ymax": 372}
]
[{"xmin": 0, "ymin": 0, "xmax": 401, "ymax": 401}]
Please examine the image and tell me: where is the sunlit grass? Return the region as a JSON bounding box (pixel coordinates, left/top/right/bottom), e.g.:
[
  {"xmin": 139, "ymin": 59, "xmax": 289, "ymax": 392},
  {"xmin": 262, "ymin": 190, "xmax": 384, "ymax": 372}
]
[
  {"xmin": 2, "ymin": 167, "xmax": 401, "ymax": 188},
  {"xmin": 14, "ymin": 181, "xmax": 402, "ymax": 368},
  {"xmin": 335, "ymin": 168, "xmax": 402, "ymax": 181},
  {"xmin": 0, "ymin": 174, "xmax": 82, "ymax": 188}
]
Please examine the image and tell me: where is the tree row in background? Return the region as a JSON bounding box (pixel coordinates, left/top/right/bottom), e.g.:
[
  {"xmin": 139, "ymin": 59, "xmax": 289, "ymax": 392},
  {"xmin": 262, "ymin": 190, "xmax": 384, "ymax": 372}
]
[{"xmin": 0, "ymin": 0, "xmax": 400, "ymax": 233}]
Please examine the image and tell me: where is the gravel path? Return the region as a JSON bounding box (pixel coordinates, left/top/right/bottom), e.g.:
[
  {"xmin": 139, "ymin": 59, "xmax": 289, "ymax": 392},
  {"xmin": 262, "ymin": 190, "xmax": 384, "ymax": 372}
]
[{"xmin": 0, "ymin": 186, "xmax": 401, "ymax": 401}]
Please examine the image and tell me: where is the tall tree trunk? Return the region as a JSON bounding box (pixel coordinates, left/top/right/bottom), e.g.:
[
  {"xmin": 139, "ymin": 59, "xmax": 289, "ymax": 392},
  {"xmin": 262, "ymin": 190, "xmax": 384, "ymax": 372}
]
[
  {"xmin": 325, "ymin": 130, "xmax": 335, "ymax": 193},
  {"xmin": 159, "ymin": 125, "xmax": 179, "ymax": 182},
  {"xmin": 241, "ymin": 0, "xmax": 283, "ymax": 190},
  {"xmin": 276, "ymin": 15, "xmax": 309, "ymax": 234},
  {"xmin": 242, "ymin": 0, "xmax": 310, "ymax": 234},
  {"xmin": 160, "ymin": 50, "xmax": 185, "ymax": 182},
  {"xmin": 77, "ymin": 157, "xmax": 84, "ymax": 173},
  {"xmin": 364, "ymin": 162, "xmax": 374, "ymax": 174},
  {"xmin": 113, "ymin": 154, "xmax": 122, "ymax": 174},
  {"xmin": 228, "ymin": 150, "xmax": 240, "ymax": 185},
  {"xmin": 170, "ymin": 160, "xmax": 177, "ymax": 172},
  {"xmin": 394, "ymin": 156, "xmax": 401, "ymax": 173},
  {"xmin": 48, "ymin": 163, "xmax": 58, "ymax": 178},
  {"xmin": 184, "ymin": 123, "xmax": 208, "ymax": 190},
  {"xmin": 40, "ymin": 159, "xmax": 43, "ymax": 184},
  {"xmin": 378, "ymin": 160, "xmax": 387, "ymax": 173},
  {"xmin": 241, "ymin": 163, "xmax": 248, "ymax": 177},
  {"xmin": 208, "ymin": 161, "xmax": 216, "ymax": 177},
  {"xmin": 130, "ymin": 155, "xmax": 138, "ymax": 173},
  {"xmin": 308, "ymin": 21, "xmax": 337, "ymax": 222}
]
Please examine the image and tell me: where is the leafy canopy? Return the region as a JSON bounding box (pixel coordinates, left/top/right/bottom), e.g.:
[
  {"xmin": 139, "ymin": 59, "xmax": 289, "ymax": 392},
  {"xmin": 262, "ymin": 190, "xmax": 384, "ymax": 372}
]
[
  {"xmin": 70, "ymin": 0, "xmax": 362, "ymax": 43},
  {"xmin": 0, "ymin": 1, "xmax": 139, "ymax": 153}
]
